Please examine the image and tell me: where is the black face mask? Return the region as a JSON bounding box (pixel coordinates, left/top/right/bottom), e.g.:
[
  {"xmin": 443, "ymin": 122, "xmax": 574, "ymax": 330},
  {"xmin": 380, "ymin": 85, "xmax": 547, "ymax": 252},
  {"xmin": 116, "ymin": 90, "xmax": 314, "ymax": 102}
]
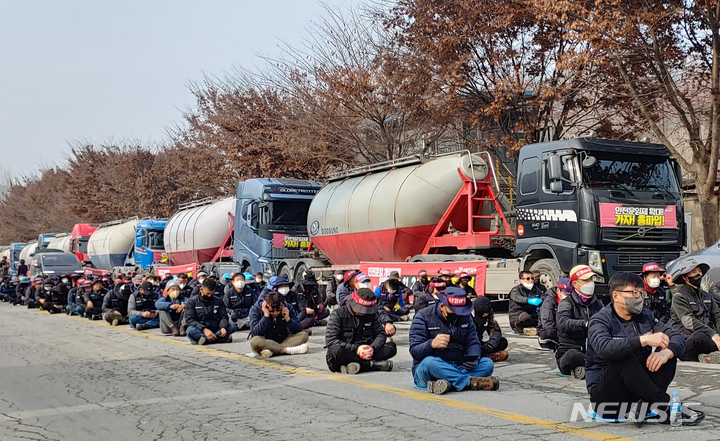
[
  {"xmin": 687, "ymin": 274, "xmax": 703, "ymax": 288},
  {"xmin": 201, "ymin": 293, "xmax": 213, "ymax": 302},
  {"xmin": 421, "ymin": 277, "xmax": 429, "ymax": 284},
  {"xmin": 445, "ymin": 312, "xmax": 457, "ymax": 323}
]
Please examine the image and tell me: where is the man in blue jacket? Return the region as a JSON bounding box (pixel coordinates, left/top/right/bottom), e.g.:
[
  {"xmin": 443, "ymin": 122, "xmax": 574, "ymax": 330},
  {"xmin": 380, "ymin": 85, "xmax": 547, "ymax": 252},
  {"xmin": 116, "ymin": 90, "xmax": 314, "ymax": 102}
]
[
  {"xmin": 410, "ymin": 287, "xmax": 499, "ymax": 395},
  {"xmin": 586, "ymin": 272, "xmax": 703, "ymax": 426},
  {"xmin": 156, "ymin": 281, "xmax": 188, "ymax": 336},
  {"xmin": 185, "ymin": 279, "xmax": 236, "ymax": 345},
  {"xmin": 223, "ymin": 273, "xmax": 256, "ymax": 331},
  {"xmin": 249, "ymin": 291, "xmax": 308, "ymax": 358}
]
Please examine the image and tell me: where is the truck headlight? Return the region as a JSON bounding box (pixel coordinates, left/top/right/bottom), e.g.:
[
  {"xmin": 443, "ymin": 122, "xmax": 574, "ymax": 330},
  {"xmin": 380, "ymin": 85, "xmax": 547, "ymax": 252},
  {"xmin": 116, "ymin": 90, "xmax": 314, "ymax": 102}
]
[{"xmin": 588, "ymin": 251, "xmax": 603, "ymax": 275}]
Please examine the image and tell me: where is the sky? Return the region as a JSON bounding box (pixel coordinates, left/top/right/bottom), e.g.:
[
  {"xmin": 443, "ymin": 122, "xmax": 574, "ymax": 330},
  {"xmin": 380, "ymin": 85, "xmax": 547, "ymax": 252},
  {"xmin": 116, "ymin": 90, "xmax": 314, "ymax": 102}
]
[{"xmin": 0, "ymin": 0, "xmax": 334, "ymax": 176}]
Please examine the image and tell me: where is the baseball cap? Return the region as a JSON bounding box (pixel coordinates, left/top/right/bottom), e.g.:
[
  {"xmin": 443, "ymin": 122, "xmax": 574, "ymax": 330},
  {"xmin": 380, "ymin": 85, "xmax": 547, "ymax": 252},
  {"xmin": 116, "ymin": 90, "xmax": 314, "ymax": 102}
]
[
  {"xmin": 418, "ymin": 270, "xmax": 428, "ymax": 277},
  {"xmin": 569, "ymin": 265, "xmax": 595, "ymax": 282},
  {"xmin": 437, "ymin": 287, "xmax": 472, "ymax": 315},
  {"xmin": 354, "ymin": 273, "xmax": 370, "ymax": 284},
  {"xmin": 556, "ymin": 277, "xmax": 571, "ymax": 290},
  {"xmin": 348, "ymin": 288, "xmax": 378, "ymax": 314},
  {"xmin": 440, "ymin": 269, "xmax": 453, "ymax": 276},
  {"xmin": 642, "ymin": 262, "xmax": 664, "ymax": 274}
]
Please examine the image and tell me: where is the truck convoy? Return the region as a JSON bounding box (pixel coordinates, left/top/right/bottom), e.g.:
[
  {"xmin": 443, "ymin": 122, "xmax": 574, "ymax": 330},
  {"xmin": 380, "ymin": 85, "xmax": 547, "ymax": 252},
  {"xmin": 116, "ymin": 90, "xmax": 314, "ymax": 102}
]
[
  {"xmin": 6, "ymin": 138, "xmax": 686, "ymax": 296},
  {"xmin": 87, "ymin": 218, "xmax": 167, "ymax": 275}
]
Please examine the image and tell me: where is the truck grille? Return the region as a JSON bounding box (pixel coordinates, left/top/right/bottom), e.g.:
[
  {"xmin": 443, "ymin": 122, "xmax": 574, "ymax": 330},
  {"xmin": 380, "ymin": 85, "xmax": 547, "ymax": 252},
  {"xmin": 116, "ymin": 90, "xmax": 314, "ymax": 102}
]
[
  {"xmin": 601, "ymin": 227, "xmax": 678, "ymax": 245},
  {"xmin": 617, "ymin": 254, "xmax": 670, "ymax": 266}
]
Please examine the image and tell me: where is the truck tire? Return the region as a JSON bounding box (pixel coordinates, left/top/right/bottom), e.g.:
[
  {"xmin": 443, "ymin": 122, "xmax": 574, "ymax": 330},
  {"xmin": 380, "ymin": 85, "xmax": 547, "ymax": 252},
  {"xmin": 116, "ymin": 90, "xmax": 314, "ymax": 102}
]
[
  {"xmin": 279, "ymin": 265, "xmax": 293, "ymax": 282},
  {"xmin": 294, "ymin": 263, "xmax": 308, "ymax": 282},
  {"xmin": 530, "ymin": 258, "xmax": 562, "ymax": 289}
]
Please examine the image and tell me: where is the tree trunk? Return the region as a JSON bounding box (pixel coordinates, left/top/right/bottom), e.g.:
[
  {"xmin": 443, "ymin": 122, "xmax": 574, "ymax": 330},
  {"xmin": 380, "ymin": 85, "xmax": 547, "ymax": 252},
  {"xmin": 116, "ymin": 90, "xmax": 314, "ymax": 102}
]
[{"xmin": 699, "ymin": 193, "xmax": 720, "ymax": 248}]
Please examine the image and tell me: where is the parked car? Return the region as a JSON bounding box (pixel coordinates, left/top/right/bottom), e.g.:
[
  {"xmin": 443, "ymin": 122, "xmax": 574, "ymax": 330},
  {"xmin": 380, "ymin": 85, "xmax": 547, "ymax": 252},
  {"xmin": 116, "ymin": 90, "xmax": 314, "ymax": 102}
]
[{"xmin": 30, "ymin": 251, "xmax": 84, "ymax": 278}]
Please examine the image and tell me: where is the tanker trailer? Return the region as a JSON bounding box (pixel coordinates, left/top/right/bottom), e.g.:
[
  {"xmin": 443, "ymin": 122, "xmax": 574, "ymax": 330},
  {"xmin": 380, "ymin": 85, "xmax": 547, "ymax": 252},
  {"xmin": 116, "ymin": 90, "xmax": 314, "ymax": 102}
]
[
  {"xmin": 19, "ymin": 242, "xmax": 38, "ymax": 265},
  {"xmin": 307, "ymin": 152, "xmax": 519, "ymax": 298},
  {"xmin": 163, "ymin": 197, "xmax": 237, "ymax": 276},
  {"xmin": 87, "ymin": 218, "xmax": 139, "ymax": 272},
  {"xmin": 47, "ymin": 234, "xmax": 71, "ymax": 253}
]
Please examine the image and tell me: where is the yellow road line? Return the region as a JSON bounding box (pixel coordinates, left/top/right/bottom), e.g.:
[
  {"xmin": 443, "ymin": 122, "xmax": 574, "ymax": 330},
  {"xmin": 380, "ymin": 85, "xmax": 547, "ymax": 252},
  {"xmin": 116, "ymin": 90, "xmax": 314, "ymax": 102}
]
[{"xmin": 60, "ymin": 312, "xmax": 634, "ymax": 441}]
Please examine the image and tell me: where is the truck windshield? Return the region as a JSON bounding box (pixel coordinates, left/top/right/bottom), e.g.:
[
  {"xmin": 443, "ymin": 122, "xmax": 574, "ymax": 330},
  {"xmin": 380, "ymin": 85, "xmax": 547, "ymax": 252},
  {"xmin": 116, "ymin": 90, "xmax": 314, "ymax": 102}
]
[
  {"xmin": 78, "ymin": 238, "xmax": 89, "ymax": 253},
  {"xmin": 146, "ymin": 230, "xmax": 165, "ymax": 250},
  {"xmin": 582, "ymin": 153, "xmax": 679, "ymax": 194},
  {"xmin": 42, "ymin": 254, "xmax": 81, "ymax": 268},
  {"xmin": 11, "ymin": 250, "xmax": 21, "ymax": 261},
  {"xmin": 266, "ymin": 201, "xmax": 311, "ymax": 228}
]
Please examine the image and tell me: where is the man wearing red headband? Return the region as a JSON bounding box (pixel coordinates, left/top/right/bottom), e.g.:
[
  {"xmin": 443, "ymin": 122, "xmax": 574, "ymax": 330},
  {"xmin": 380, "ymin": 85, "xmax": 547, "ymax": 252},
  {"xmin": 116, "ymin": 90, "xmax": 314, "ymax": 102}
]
[
  {"xmin": 641, "ymin": 262, "xmax": 672, "ymax": 325},
  {"xmin": 325, "ymin": 288, "xmax": 396, "ymax": 374},
  {"xmin": 411, "ymin": 269, "xmax": 431, "ymax": 294},
  {"xmin": 413, "ymin": 278, "xmax": 445, "ymax": 313}
]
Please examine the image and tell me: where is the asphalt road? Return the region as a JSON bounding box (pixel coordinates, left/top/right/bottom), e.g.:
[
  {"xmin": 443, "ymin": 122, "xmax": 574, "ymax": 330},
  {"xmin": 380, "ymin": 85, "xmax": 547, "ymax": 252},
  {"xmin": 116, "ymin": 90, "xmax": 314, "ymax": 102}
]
[{"xmin": 2, "ymin": 304, "xmax": 720, "ymax": 440}]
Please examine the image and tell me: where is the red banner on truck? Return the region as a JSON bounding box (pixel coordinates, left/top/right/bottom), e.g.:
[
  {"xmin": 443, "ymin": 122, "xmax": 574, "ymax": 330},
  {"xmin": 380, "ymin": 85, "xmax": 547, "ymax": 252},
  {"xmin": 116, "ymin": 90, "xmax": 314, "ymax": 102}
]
[
  {"xmin": 156, "ymin": 264, "xmax": 197, "ymax": 278},
  {"xmin": 599, "ymin": 204, "xmax": 677, "ymax": 228},
  {"xmin": 359, "ymin": 261, "xmax": 488, "ymax": 297},
  {"xmin": 83, "ymin": 268, "xmax": 109, "ymax": 277}
]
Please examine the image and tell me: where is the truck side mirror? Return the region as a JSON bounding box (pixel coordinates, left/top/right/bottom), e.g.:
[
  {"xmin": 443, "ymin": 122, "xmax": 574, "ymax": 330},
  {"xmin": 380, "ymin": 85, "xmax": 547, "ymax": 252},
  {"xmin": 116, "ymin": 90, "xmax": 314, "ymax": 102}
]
[
  {"xmin": 582, "ymin": 156, "xmax": 597, "ymax": 168},
  {"xmin": 548, "ymin": 155, "xmax": 563, "ymax": 181},
  {"xmin": 549, "ymin": 181, "xmax": 563, "ymax": 193}
]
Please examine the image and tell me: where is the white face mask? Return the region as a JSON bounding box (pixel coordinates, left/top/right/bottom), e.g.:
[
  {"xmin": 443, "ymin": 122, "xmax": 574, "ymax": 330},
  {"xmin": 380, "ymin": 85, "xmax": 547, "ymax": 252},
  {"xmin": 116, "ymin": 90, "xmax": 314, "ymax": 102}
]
[
  {"xmin": 61, "ymin": 278, "xmax": 69, "ymax": 283},
  {"xmin": 255, "ymin": 277, "xmax": 263, "ymax": 283},
  {"xmin": 647, "ymin": 277, "xmax": 660, "ymax": 289},
  {"xmin": 579, "ymin": 281, "xmax": 595, "ymax": 296},
  {"xmin": 178, "ymin": 283, "xmax": 186, "ymax": 289},
  {"xmin": 278, "ymin": 286, "xmax": 290, "ymax": 296},
  {"xmin": 335, "ymin": 274, "xmax": 343, "ymax": 281},
  {"xmin": 388, "ymin": 288, "xmax": 396, "ymax": 294},
  {"xmin": 234, "ymin": 281, "xmax": 246, "ymax": 290},
  {"xmin": 522, "ymin": 282, "xmax": 534, "ymax": 291},
  {"xmin": 357, "ymin": 282, "xmax": 371, "ymax": 289}
]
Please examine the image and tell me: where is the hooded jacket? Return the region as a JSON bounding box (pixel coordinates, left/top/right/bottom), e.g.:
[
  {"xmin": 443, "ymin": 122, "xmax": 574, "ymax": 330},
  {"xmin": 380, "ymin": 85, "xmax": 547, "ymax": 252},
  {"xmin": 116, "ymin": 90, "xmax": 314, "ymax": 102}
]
[{"xmin": 248, "ymin": 299, "xmax": 302, "ymax": 342}]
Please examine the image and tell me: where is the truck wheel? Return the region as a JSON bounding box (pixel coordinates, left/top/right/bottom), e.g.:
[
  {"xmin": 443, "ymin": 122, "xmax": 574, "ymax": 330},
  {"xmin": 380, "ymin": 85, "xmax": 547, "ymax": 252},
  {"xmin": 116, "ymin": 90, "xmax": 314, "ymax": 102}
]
[
  {"xmin": 530, "ymin": 258, "xmax": 561, "ymax": 289},
  {"xmin": 294, "ymin": 263, "xmax": 308, "ymax": 282},
  {"xmin": 279, "ymin": 265, "xmax": 293, "ymax": 282}
]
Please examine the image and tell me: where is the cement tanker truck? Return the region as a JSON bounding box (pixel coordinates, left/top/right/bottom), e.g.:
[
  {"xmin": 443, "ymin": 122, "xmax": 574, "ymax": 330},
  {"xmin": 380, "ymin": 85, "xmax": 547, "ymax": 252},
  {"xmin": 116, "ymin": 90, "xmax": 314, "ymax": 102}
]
[{"xmin": 87, "ymin": 218, "xmax": 167, "ymax": 275}]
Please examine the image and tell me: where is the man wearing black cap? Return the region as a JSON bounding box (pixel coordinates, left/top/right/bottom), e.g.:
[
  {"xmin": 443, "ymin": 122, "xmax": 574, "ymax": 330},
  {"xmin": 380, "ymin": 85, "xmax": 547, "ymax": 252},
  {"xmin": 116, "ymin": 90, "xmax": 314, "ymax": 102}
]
[
  {"xmin": 128, "ymin": 281, "xmax": 160, "ymax": 330},
  {"xmin": 102, "ymin": 279, "xmax": 132, "ymax": 327},
  {"xmin": 325, "ymin": 288, "xmax": 396, "ymax": 374},
  {"xmin": 414, "ymin": 279, "xmax": 445, "ymax": 313},
  {"xmin": 457, "ymin": 272, "xmax": 476, "ymax": 297},
  {"xmin": 411, "ymin": 270, "xmax": 431, "ymax": 294},
  {"xmin": 472, "ymin": 296, "xmax": 508, "ymax": 362},
  {"xmin": 410, "ymin": 287, "xmax": 499, "ymax": 395},
  {"xmin": 669, "ymin": 261, "xmax": 720, "ymax": 363}
]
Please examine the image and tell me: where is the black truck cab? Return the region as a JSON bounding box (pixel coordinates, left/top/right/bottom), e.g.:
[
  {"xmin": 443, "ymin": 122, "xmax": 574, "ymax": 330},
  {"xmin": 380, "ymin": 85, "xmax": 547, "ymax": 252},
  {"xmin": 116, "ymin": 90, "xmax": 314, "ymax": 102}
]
[{"xmin": 514, "ymin": 138, "xmax": 685, "ymax": 295}]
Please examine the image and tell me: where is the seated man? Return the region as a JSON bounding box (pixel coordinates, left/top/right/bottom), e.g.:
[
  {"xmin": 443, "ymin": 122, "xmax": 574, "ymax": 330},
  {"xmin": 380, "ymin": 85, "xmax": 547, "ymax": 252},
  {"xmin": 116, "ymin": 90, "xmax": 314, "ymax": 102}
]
[
  {"xmin": 41, "ymin": 285, "xmax": 67, "ymax": 314},
  {"xmin": 175, "ymin": 273, "xmax": 193, "ymax": 298},
  {"xmin": 414, "ymin": 279, "xmax": 445, "ymax": 313},
  {"xmin": 375, "ymin": 277, "xmax": 411, "ymax": 322},
  {"xmin": 410, "ymin": 287, "xmax": 499, "ymax": 395},
  {"xmin": 223, "ymin": 273, "xmax": 256, "ymax": 331},
  {"xmin": 472, "ymin": 296, "xmax": 508, "ymax": 362},
  {"xmin": 325, "ymin": 288, "xmax": 396, "ymax": 374},
  {"xmin": 128, "ymin": 281, "xmax": 160, "ymax": 330},
  {"xmin": 457, "ymin": 272, "xmax": 476, "ymax": 297},
  {"xmin": 185, "ymin": 279, "xmax": 236, "ymax": 345},
  {"xmin": 669, "ymin": 262, "xmax": 720, "ymax": 363},
  {"xmin": 556, "ymin": 266, "xmax": 602, "ymax": 379},
  {"xmin": 508, "ymin": 271, "xmax": 544, "ymax": 335},
  {"xmin": 249, "ymin": 291, "xmax": 308, "ymax": 357},
  {"xmin": 642, "ymin": 262, "xmax": 672, "ymax": 325},
  {"xmin": 83, "ymin": 279, "xmax": 107, "ymax": 320},
  {"xmin": 25, "ymin": 278, "xmax": 43, "ymax": 309},
  {"xmin": 0, "ymin": 276, "xmax": 19, "ymax": 304},
  {"xmin": 102, "ymin": 280, "xmax": 132, "ymax": 326},
  {"xmin": 36, "ymin": 280, "xmax": 55, "ymax": 311},
  {"xmin": 411, "ymin": 270, "xmax": 430, "ymax": 294},
  {"xmin": 269, "ymin": 276, "xmax": 310, "ymax": 330},
  {"xmin": 156, "ymin": 281, "xmax": 188, "ymax": 336},
  {"xmin": 325, "ymin": 269, "xmax": 344, "ymax": 307},
  {"xmin": 66, "ymin": 278, "xmax": 89, "ymax": 316},
  {"xmin": 15, "ymin": 276, "xmax": 30, "ymax": 306},
  {"xmin": 586, "ymin": 272, "xmax": 703, "ymax": 426},
  {"xmin": 295, "ymin": 272, "xmax": 330, "ymax": 329},
  {"xmin": 537, "ymin": 277, "xmax": 570, "ymax": 351},
  {"xmin": 335, "ymin": 270, "xmax": 360, "ymax": 306}
]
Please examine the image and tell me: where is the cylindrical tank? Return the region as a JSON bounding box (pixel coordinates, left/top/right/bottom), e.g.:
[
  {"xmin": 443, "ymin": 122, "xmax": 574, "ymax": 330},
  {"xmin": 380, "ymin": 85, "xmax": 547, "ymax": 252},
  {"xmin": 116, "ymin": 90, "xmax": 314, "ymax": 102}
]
[
  {"xmin": 307, "ymin": 153, "xmax": 488, "ymax": 265},
  {"xmin": 48, "ymin": 234, "xmax": 71, "ymax": 252},
  {"xmin": 87, "ymin": 219, "xmax": 139, "ymax": 271},
  {"xmin": 164, "ymin": 197, "xmax": 237, "ymax": 265},
  {"xmin": 19, "ymin": 242, "xmax": 38, "ymax": 264}
]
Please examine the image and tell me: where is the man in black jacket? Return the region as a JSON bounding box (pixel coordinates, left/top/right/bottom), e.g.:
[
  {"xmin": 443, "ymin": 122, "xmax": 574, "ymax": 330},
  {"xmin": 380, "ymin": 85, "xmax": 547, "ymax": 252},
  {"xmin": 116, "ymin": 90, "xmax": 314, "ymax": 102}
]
[
  {"xmin": 586, "ymin": 272, "xmax": 703, "ymax": 425},
  {"xmin": 83, "ymin": 279, "xmax": 107, "ymax": 319},
  {"xmin": 414, "ymin": 279, "xmax": 445, "ymax": 313},
  {"xmin": 508, "ymin": 271, "xmax": 543, "ymax": 335},
  {"xmin": 411, "ymin": 270, "xmax": 430, "ymax": 294},
  {"xmin": 223, "ymin": 273, "xmax": 256, "ymax": 331},
  {"xmin": 102, "ymin": 282, "xmax": 132, "ymax": 326},
  {"xmin": 472, "ymin": 296, "xmax": 508, "ymax": 362},
  {"xmin": 325, "ymin": 288, "xmax": 396, "ymax": 374},
  {"xmin": 641, "ymin": 262, "xmax": 672, "ymax": 325},
  {"xmin": 185, "ymin": 279, "xmax": 236, "ymax": 345},
  {"xmin": 537, "ymin": 278, "xmax": 570, "ymax": 351},
  {"xmin": 556, "ymin": 266, "xmax": 603, "ymax": 379},
  {"xmin": 669, "ymin": 261, "xmax": 720, "ymax": 363},
  {"xmin": 295, "ymin": 272, "xmax": 329, "ymax": 329}
]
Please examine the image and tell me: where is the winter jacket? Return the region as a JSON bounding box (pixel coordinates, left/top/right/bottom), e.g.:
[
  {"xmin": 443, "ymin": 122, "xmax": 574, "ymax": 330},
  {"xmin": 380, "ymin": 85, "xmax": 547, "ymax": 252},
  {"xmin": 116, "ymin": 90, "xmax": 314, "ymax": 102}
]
[
  {"xmin": 409, "ymin": 303, "xmax": 481, "ymax": 374},
  {"xmin": 0, "ymin": 282, "xmax": 17, "ymax": 299},
  {"xmin": 325, "ymin": 303, "xmax": 386, "ymax": 353},
  {"xmin": 296, "ymin": 279, "xmax": 323, "ymax": 311},
  {"xmin": 127, "ymin": 290, "xmax": 159, "ymax": 317},
  {"xmin": 256, "ymin": 289, "xmax": 307, "ymax": 321},
  {"xmin": 326, "ymin": 277, "xmax": 340, "ymax": 302},
  {"xmin": 670, "ymin": 283, "xmax": 720, "ymax": 338},
  {"xmin": 248, "ymin": 300, "xmax": 302, "ymax": 342},
  {"xmin": 67, "ymin": 288, "xmax": 86, "ymax": 307},
  {"xmin": 336, "ymin": 283, "xmax": 352, "ymax": 306},
  {"xmin": 102, "ymin": 285, "xmax": 131, "ymax": 316},
  {"xmin": 411, "ymin": 279, "xmax": 430, "ymax": 295},
  {"xmin": 155, "ymin": 294, "xmax": 189, "ymax": 322},
  {"xmin": 586, "ymin": 304, "xmax": 685, "ymax": 395},
  {"xmin": 25, "ymin": 286, "xmax": 39, "ymax": 304},
  {"xmin": 644, "ymin": 285, "xmax": 673, "ymax": 325},
  {"xmin": 556, "ymin": 291, "xmax": 602, "ymax": 352},
  {"xmin": 473, "ymin": 312, "xmax": 504, "ymax": 353},
  {"xmin": 222, "ymin": 284, "xmax": 256, "ymax": 320},
  {"xmin": 47, "ymin": 286, "xmax": 67, "ymax": 305},
  {"xmin": 538, "ymin": 288, "xmax": 560, "ymax": 337},
  {"xmin": 413, "ymin": 292, "xmax": 438, "ymax": 313},
  {"xmin": 185, "ymin": 295, "xmax": 230, "ymax": 332},
  {"xmin": 508, "ymin": 284, "xmax": 543, "ymax": 324},
  {"xmin": 82, "ymin": 288, "xmax": 107, "ymax": 306},
  {"xmin": 15, "ymin": 282, "xmax": 30, "ymax": 300},
  {"xmin": 375, "ymin": 284, "xmax": 406, "ymax": 311},
  {"xmin": 16, "ymin": 264, "xmax": 28, "ymax": 277}
]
